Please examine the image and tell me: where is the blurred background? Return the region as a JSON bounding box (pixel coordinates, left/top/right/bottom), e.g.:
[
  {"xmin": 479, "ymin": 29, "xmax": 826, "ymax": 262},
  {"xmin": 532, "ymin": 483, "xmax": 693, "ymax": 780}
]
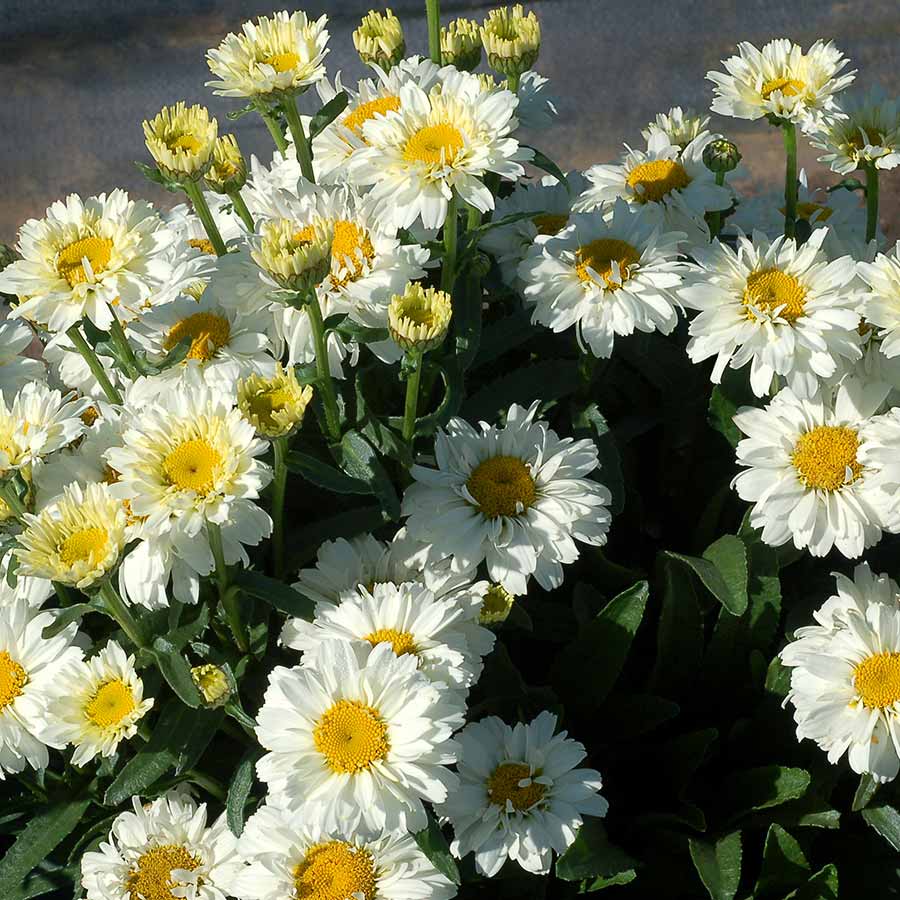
[{"xmin": 1, "ymin": 0, "xmax": 898, "ymax": 243}]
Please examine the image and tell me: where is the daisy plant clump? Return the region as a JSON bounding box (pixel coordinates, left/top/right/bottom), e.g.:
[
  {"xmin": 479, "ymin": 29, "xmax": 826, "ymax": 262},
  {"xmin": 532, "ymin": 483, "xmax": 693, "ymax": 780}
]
[{"xmin": 4, "ymin": 4, "xmax": 900, "ymax": 900}]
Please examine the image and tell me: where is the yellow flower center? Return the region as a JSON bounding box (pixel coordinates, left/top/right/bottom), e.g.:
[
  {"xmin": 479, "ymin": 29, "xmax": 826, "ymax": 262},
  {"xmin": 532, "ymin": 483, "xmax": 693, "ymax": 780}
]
[
  {"xmin": 487, "ymin": 762, "xmax": 546, "ymax": 811},
  {"xmin": 59, "ymin": 527, "xmax": 109, "ymax": 567},
  {"xmin": 188, "ymin": 237, "xmax": 217, "ymax": 256},
  {"xmin": 743, "ymin": 268, "xmax": 808, "ymax": 322},
  {"xmin": 164, "ymin": 311, "xmax": 231, "ymax": 362},
  {"xmin": 626, "ymin": 159, "xmax": 691, "ymax": 203},
  {"xmin": 532, "ymin": 213, "xmax": 569, "ymax": 236},
  {"xmin": 574, "ymin": 238, "xmax": 641, "ymax": 290},
  {"xmin": 56, "ymin": 236, "xmax": 114, "ymax": 288},
  {"xmin": 343, "ymin": 96, "xmax": 401, "ymax": 136},
  {"xmin": 313, "ymin": 699, "xmax": 390, "ymax": 774},
  {"xmin": 293, "ymin": 841, "xmax": 377, "ymax": 900},
  {"xmin": 466, "ymin": 455, "xmax": 536, "ymax": 519},
  {"xmin": 167, "ymin": 134, "xmax": 204, "ymax": 154},
  {"xmin": 162, "ymin": 439, "xmax": 222, "ymax": 495},
  {"xmin": 329, "ymin": 220, "xmax": 376, "ymax": 288},
  {"xmin": 761, "ymin": 76, "xmax": 806, "ymax": 99},
  {"xmin": 262, "ymin": 51, "xmax": 301, "ymax": 73},
  {"xmin": 85, "ymin": 679, "xmax": 136, "ymax": 728},
  {"xmin": 363, "ymin": 628, "xmax": 418, "ymax": 657},
  {"xmin": 403, "ymin": 123, "xmax": 465, "ymax": 166},
  {"xmin": 127, "ymin": 844, "xmax": 201, "ymax": 900},
  {"xmin": 791, "ymin": 425, "xmax": 863, "ymax": 492},
  {"xmin": 248, "ymin": 386, "xmax": 294, "ymax": 426},
  {"xmin": 0, "ymin": 651, "xmax": 27, "ymax": 711},
  {"xmin": 854, "ymin": 652, "xmax": 900, "ymax": 709}
]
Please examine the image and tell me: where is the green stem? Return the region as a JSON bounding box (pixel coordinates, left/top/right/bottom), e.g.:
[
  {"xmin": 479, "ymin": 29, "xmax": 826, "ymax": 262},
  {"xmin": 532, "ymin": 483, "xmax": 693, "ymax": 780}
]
[
  {"xmin": 865, "ymin": 161, "xmax": 880, "ymax": 245},
  {"xmin": 98, "ymin": 580, "xmax": 146, "ymax": 649},
  {"xmin": 183, "ymin": 180, "xmax": 227, "ymax": 256},
  {"xmin": 106, "ymin": 304, "xmax": 140, "ymax": 379},
  {"xmin": 507, "ymin": 71, "xmax": 520, "ymax": 93},
  {"xmin": 271, "ymin": 436, "xmax": 288, "ymax": 578},
  {"xmin": 440, "ymin": 193, "xmax": 459, "ymax": 294},
  {"xmin": 782, "ymin": 122, "xmax": 798, "ymax": 240},
  {"xmin": 227, "ymin": 187, "xmax": 255, "ymax": 232},
  {"xmin": 208, "ymin": 522, "xmax": 248, "ymax": 653},
  {"xmin": 708, "ymin": 171, "xmax": 726, "ymax": 241},
  {"xmin": 52, "ymin": 582, "xmax": 76, "ymax": 606},
  {"xmin": 282, "ymin": 98, "xmax": 316, "ymax": 183},
  {"xmin": 65, "ymin": 325, "xmax": 123, "ymax": 405},
  {"xmin": 185, "ymin": 769, "xmax": 227, "ymax": 801},
  {"xmin": 0, "ymin": 480, "xmax": 26, "ymax": 518},
  {"xmin": 426, "ymin": 0, "xmax": 441, "ymax": 64},
  {"xmin": 255, "ymin": 101, "xmax": 288, "ymax": 153},
  {"xmin": 305, "ymin": 292, "xmax": 342, "ymax": 441},
  {"xmin": 402, "ymin": 353, "xmax": 424, "ymax": 443}
]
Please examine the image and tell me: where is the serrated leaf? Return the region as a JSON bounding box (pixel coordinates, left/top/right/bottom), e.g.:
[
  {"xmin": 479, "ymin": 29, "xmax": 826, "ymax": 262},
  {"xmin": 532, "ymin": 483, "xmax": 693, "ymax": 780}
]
[
  {"xmin": 413, "ymin": 813, "xmax": 460, "ymax": 885},
  {"xmin": 727, "ymin": 766, "xmax": 810, "ymax": 821},
  {"xmin": 336, "ymin": 430, "xmax": 400, "ymax": 520},
  {"xmin": 783, "ymin": 864, "xmax": 839, "ymax": 900},
  {"xmin": 688, "ymin": 831, "xmax": 742, "ymax": 900},
  {"xmin": 556, "ymin": 820, "xmax": 636, "ymax": 883},
  {"xmin": 286, "ymin": 451, "xmax": 372, "ymax": 495},
  {"xmin": 152, "ymin": 637, "xmax": 202, "ymax": 707},
  {"xmin": 755, "ymin": 824, "xmax": 810, "ymax": 896},
  {"xmin": 227, "ymin": 748, "xmax": 261, "ymax": 837},
  {"xmin": 765, "ymin": 655, "xmax": 792, "ymax": 699},
  {"xmin": 334, "ymin": 319, "xmax": 389, "ymax": 343},
  {"xmin": 233, "ymin": 569, "xmax": 316, "ymax": 620},
  {"xmin": 308, "ymin": 91, "xmax": 349, "ymax": 141},
  {"xmin": 522, "ymin": 144, "xmax": 568, "ymax": 189},
  {"xmin": 862, "ymin": 803, "xmax": 900, "ymax": 851}
]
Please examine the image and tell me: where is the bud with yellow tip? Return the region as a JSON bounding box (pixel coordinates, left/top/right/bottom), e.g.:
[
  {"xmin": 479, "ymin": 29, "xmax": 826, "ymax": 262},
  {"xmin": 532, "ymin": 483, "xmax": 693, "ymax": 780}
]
[
  {"xmin": 353, "ymin": 9, "xmax": 405, "ymax": 71},
  {"xmin": 480, "ymin": 582, "xmax": 516, "ymax": 625},
  {"xmin": 441, "ymin": 18, "xmax": 482, "ymax": 71},
  {"xmin": 388, "ymin": 283, "xmax": 452, "ymax": 353},
  {"xmin": 481, "ymin": 5, "xmax": 540, "ymax": 82},
  {"xmin": 204, "ymin": 134, "xmax": 248, "ymax": 193},
  {"xmin": 252, "ymin": 217, "xmax": 333, "ymax": 293},
  {"xmin": 143, "ymin": 102, "xmax": 218, "ymax": 181},
  {"xmin": 191, "ymin": 664, "xmax": 231, "ymax": 707},
  {"xmin": 238, "ymin": 363, "xmax": 314, "ymax": 439}
]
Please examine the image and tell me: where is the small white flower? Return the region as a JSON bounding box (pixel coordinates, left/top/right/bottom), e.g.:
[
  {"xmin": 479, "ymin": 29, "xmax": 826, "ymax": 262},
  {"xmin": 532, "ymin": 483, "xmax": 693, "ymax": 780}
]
[
  {"xmin": 858, "ymin": 241, "xmax": 900, "ymax": 358},
  {"xmin": 0, "ymin": 321, "xmax": 44, "ymax": 402},
  {"xmin": 641, "ymin": 105, "xmax": 711, "ymax": 148}
]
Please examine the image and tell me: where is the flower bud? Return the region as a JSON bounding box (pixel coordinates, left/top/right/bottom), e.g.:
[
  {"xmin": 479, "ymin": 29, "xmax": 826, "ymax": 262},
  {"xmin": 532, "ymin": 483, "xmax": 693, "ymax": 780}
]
[
  {"xmin": 238, "ymin": 363, "xmax": 314, "ymax": 439},
  {"xmin": 702, "ymin": 138, "xmax": 742, "ymax": 175},
  {"xmin": 353, "ymin": 9, "xmax": 405, "ymax": 71},
  {"xmin": 481, "ymin": 5, "xmax": 540, "ymax": 80},
  {"xmin": 388, "ymin": 283, "xmax": 452, "ymax": 353},
  {"xmin": 480, "ymin": 582, "xmax": 516, "ymax": 625},
  {"xmin": 191, "ymin": 664, "xmax": 231, "ymax": 707},
  {"xmin": 252, "ymin": 217, "xmax": 333, "ymax": 293},
  {"xmin": 204, "ymin": 134, "xmax": 247, "ymax": 193},
  {"xmin": 143, "ymin": 102, "xmax": 218, "ymax": 181},
  {"xmin": 441, "ymin": 18, "xmax": 482, "ymax": 71}
]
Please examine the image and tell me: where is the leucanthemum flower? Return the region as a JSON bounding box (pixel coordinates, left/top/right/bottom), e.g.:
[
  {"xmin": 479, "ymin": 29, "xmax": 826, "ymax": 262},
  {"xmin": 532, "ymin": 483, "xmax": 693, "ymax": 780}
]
[
  {"xmin": 43, "ymin": 640, "xmax": 153, "ymax": 766},
  {"xmin": 0, "ymin": 550, "xmax": 53, "ymax": 609},
  {"xmin": 206, "ymin": 10, "xmax": 329, "ymax": 100},
  {"xmin": 679, "ymin": 228, "xmax": 861, "ymax": 397},
  {"xmin": 732, "ymin": 378, "xmax": 900, "ymax": 558},
  {"xmin": 237, "ymin": 363, "xmax": 313, "ymax": 438},
  {"xmin": 641, "ymin": 106, "xmax": 711, "ymax": 149},
  {"xmin": 255, "ymin": 639, "xmax": 463, "ymax": 833},
  {"xmin": 353, "ymin": 8, "xmax": 405, "ymax": 71},
  {"xmin": 441, "ymin": 18, "xmax": 482, "ymax": 71},
  {"xmin": 81, "ymin": 790, "xmax": 241, "ymax": 900},
  {"xmin": 401, "ymin": 401, "xmax": 612, "ymax": 594},
  {"xmin": 480, "ymin": 4, "xmax": 541, "ymax": 79},
  {"xmin": 707, "ymin": 38, "xmax": 855, "ymax": 131},
  {"xmin": 857, "ymin": 242, "xmax": 900, "ymax": 359},
  {"xmin": 388, "ymin": 283, "xmax": 452, "ymax": 352},
  {"xmin": 781, "ymin": 563, "xmax": 900, "ymax": 782},
  {"xmin": 436, "ymin": 711, "xmax": 608, "ymax": 876},
  {"xmin": 0, "ymin": 321, "xmax": 44, "ymax": 401},
  {"xmin": 518, "ymin": 199, "xmax": 687, "ymax": 359},
  {"xmin": 143, "ymin": 102, "xmax": 218, "ymax": 181},
  {"xmin": 233, "ymin": 805, "xmax": 456, "ymax": 900},
  {"xmin": 0, "ymin": 598, "xmax": 82, "ymax": 776},
  {"xmin": 347, "ymin": 68, "xmax": 530, "ymax": 229},
  {"xmin": 252, "ymin": 215, "xmax": 334, "ymax": 293},
  {"xmin": 204, "ymin": 134, "xmax": 248, "ymax": 193}
]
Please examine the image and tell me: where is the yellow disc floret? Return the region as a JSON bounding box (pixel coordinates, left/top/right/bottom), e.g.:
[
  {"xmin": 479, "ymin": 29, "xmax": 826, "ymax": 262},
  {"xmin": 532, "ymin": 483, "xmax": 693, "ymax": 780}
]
[
  {"xmin": 162, "ymin": 439, "xmax": 222, "ymax": 495},
  {"xmin": 854, "ymin": 652, "xmax": 900, "ymax": 710},
  {"xmin": 127, "ymin": 844, "xmax": 201, "ymax": 900},
  {"xmin": 164, "ymin": 311, "xmax": 231, "ymax": 362},
  {"xmin": 0, "ymin": 651, "xmax": 27, "ymax": 711},
  {"xmin": 791, "ymin": 425, "xmax": 863, "ymax": 492},
  {"xmin": 403, "ymin": 124, "xmax": 465, "ymax": 166},
  {"xmin": 743, "ymin": 268, "xmax": 808, "ymax": 322},
  {"xmin": 487, "ymin": 761, "xmax": 546, "ymax": 811},
  {"xmin": 363, "ymin": 628, "xmax": 418, "ymax": 657},
  {"xmin": 626, "ymin": 159, "xmax": 691, "ymax": 203},
  {"xmin": 575, "ymin": 238, "xmax": 641, "ymax": 290},
  {"xmin": 293, "ymin": 841, "xmax": 378, "ymax": 900},
  {"xmin": 59, "ymin": 527, "xmax": 109, "ymax": 567},
  {"xmin": 85, "ymin": 679, "xmax": 136, "ymax": 728},
  {"xmin": 313, "ymin": 699, "xmax": 390, "ymax": 773},
  {"xmin": 56, "ymin": 236, "xmax": 114, "ymax": 288},
  {"xmin": 467, "ymin": 455, "xmax": 536, "ymax": 518}
]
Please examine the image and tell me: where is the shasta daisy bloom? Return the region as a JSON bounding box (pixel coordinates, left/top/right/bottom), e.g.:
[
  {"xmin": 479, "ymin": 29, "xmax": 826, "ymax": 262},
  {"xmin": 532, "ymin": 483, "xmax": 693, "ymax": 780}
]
[
  {"xmin": 0, "ymin": 321, "xmax": 44, "ymax": 401},
  {"xmin": 346, "ymin": 69, "xmax": 530, "ymax": 229},
  {"xmin": 732, "ymin": 379, "xmax": 900, "ymax": 558},
  {"xmin": 575, "ymin": 131, "xmax": 732, "ymax": 245},
  {"xmin": 436, "ymin": 711, "xmax": 608, "ymax": 877},
  {"xmin": 518, "ymin": 199, "xmax": 687, "ymax": 359},
  {"xmin": 480, "ymin": 4, "xmax": 541, "ymax": 79},
  {"xmin": 857, "ymin": 242, "xmax": 900, "ymax": 358},
  {"xmin": 252, "ymin": 215, "xmax": 333, "ymax": 293},
  {"xmin": 707, "ymin": 39, "xmax": 855, "ymax": 131},
  {"xmin": 255, "ymin": 639, "xmax": 463, "ymax": 833},
  {"xmin": 641, "ymin": 105, "xmax": 711, "ymax": 149},
  {"xmin": 0, "ymin": 190, "xmax": 180, "ymax": 333},
  {"xmin": 388, "ymin": 283, "xmax": 452, "ymax": 352},
  {"xmin": 206, "ymin": 10, "xmax": 329, "ymax": 100},
  {"xmin": 401, "ymin": 401, "xmax": 612, "ymax": 594},
  {"xmin": 233, "ymin": 805, "xmax": 456, "ymax": 900},
  {"xmin": 143, "ymin": 102, "xmax": 218, "ymax": 181},
  {"xmin": 0, "ymin": 598, "xmax": 82, "ymax": 776},
  {"xmin": 81, "ymin": 790, "xmax": 241, "ymax": 900},
  {"xmin": 781, "ymin": 563, "xmax": 900, "ymax": 782},
  {"xmin": 679, "ymin": 228, "xmax": 861, "ymax": 398},
  {"xmin": 43, "ymin": 640, "xmax": 153, "ymax": 766},
  {"xmin": 237, "ymin": 363, "xmax": 313, "ymax": 438}
]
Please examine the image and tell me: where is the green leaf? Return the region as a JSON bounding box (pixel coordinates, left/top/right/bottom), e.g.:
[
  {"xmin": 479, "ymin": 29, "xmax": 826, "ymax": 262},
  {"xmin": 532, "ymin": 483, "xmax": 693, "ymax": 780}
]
[
  {"xmin": 0, "ymin": 796, "xmax": 92, "ymax": 894},
  {"xmin": 783, "ymin": 864, "xmax": 839, "ymax": 900},
  {"xmin": 665, "ymin": 548, "xmax": 745, "ymax": 616},
  {"xmin": 702, "ymin": 535, "xmax": 748, "ymax": 614},
  {"xmin": 233, "ymin": 569, "xmax": 317, "ymax": 620},
  {"xmin": 852, "ymin": 774, "xmax": 879, "ymax": 812},
  {"xmin": 286, "ymin": 451, "xmax": 372, "ymax": 494},
  {"xmin": 556, "ymin": 820, "xmax": 636, "ymax": 884},
  {"xmin": 862, "ymin": 803, "xmax": 900, "ymax": 851},
  {"xmin": 572, "ymin": 403, "xmax": 625, "ymax": 516},
  {"xmin": 658, "ymin": 729, "xmax": 718, "ymax": 798},
  {"xmin": 765, "ymin": 656, "xmax": 792, "ymax": 699},
  {"xmin": 336, "ymin": 430, "xmax": 400, "ymax": 520},
  {"xmin": 286, "ymin": 504, "xmax": 387, "ymax": 571},
  {"xmin": 227, "ymin": 747, "xmax": 261, "ymax": 837},
  {"xmin": 151, "ymin": 637, "xmax": 202, "ymax": 708},
  {"xmin": 413, "ymin": 813, "xmax": 460, "ymax": 885},
  {"xmin": 688, "ymin": 831, "xmax": 742, "ymax": 900},
  {"xmin": 827, "ymin": 176, "xmax": 864, "ymax": 193},
  {"xmin": 308, "ymin": 91, "xmax": 349, "ymax": 141},
  {"xmin": 599, "ymin": 693, "xmax": 679, "ymax": 740},
  {"xmin": 165, "ymin": 604, "xmax": 211, "ymax": 652},
  {"xmin": 522, "ymin": 144, "xmax": 569, "ymax": 189},
  {"xmin": 133, "ymin": 160, "xmax": 182, "ymax": 193},
  {"xmin": 473, "ymin": 308, "xmax": 535, "ymax": 369},
  {"xmin": 225, "ymin": 103, "xmax": 255, "ymax": 121},
  {"xmin": 727, "ymin": 766, "xmax": 810, "ymax": 820},
  {"xmin": 651, "ymin": 558, "xmax": 703, "ymax": 697},
  {"xmin": 755, "ymin": 824, "xmax": 810, "ymax": 896},
  {"xmin": 462, "ymin": 359, "xmax": 580, "ymax": 422},
  {"xmin": 40, "ymin": 601, "xmax": 105, "ymax": 639}
]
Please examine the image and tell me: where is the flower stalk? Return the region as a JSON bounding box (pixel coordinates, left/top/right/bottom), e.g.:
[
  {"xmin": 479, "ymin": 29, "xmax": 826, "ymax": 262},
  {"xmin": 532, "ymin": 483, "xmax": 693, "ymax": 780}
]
[
  {"xmin": 865, "ymin": 161, "xmax": 880, "ymax": 245},
  {"xmin": 227, "ymin": 187, "xmax": 255, "ymax": 232},
  {"xmin": 402, "ymin": 352, "xmax": 424, "ymax": 443},
  {"xmin": 782, "ymin": 122, "xmax": 798, "ymax": 240},
  {"xmin": 65, "ymin": 324, "xmax": 123, "ymax": 405},
  {"xmin": 281, "ymin": 98, "xmax": 316, "ymax": 184},
  {"xmin": 183, "ymin": 179, "xmax": 228, "ymax": 256},
  {"xmin": 208, "ymin": 521, "xmax": 248, "ymax": 653},
  {"xmin": 254, "ymin": 100, "xmax": 288, "ymax": 153},
  {"xmin": 98, "ymin": 579, "xmax": 147, "ymax": 649},
  {"xmin": 304, "ymin": 289, "xmax": 342, "ymax": 442},
  {"xmin": 426, "ymin": 0, "xmax": 442, "ymax": 64},
  {"xmin": 271, "ymin": 436, "xmax": 288, "ymax": 578}
]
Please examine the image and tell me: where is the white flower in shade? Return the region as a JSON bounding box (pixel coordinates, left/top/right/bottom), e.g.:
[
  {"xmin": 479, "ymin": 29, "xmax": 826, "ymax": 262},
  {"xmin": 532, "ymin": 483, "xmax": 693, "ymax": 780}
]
[
  {"xmin": 206, "ymin": 10, "xmax": 329, "ymax": 100},
  {"xmin": 81, "ymin": 790, "xmax": 241, "ymax": 900},
  {"xmin": 233, "ymin": 804, "xmax": 456, "ymax": 900},
  {"xmin": 707, "ymin": 39, "xmax": 855, "ymax": 131},
  {"xmin": 281, "ymin": 581, "xmax": 495, "ymax": 695},
  {"xmin": 812, "ymin": 87, "xmax": 900, "ymax": 174},
  {"xmin": 574, "ymin": 131, "xmax": 732, "ymax": 245},
  {"xmin": 518, "ymin": 199, "xmax": 686, "ymax": 359},
  {"xmin": 781, "ymin": 563, "xmax": 900, "ymax": 782},
  {"xmin": 347, "ymin": 68, "xmax": 530, "ymax": 229},
  {"xmin": 641, "ymin": 105, "xmax": 711, "ymax": 149},
  {"xmin": 858, "ymin": 242, "xmax": 900, "ymax": 359},
  {"xmin": 679, "ymin": 228, "xmax": 861, "ymax": 397},
  {"xmin": 0, "ymin": 599, "xmax": 82, "ymax": 776},
  {"xmin": 514, "ymin": 70, "xmax": 558, "ymax": 131},
  {"xmin": 436, "ymin": 711, "xmax": 608, "ymax": 877},
  {"xmin": 255, "ymin": 640, "xmax": 463, "ymax": 833},
  {"xmin": 0, "ymin": 321, "xmax": 44, "ymax": 401},
  {"xmin": 401, "ymin": 401, "xmax": 612, "ymax": 594},
  {"xmin": 0, "ymin": 190, "xmax": 181, "ymax": 333},
  {"xmin": 0, "ymin": 550, "xmax": 53, "ymax": 609},
  {"xmin": 732, "ymin": 379, "xmax": 900, "ymax": 558},
  {"xmin": 43, "ymin": 640, "xmax": 153, "ymax": 766},
  {"xmin": 479, "ymin": 173, "xmax": 586, "ymax": 288}
]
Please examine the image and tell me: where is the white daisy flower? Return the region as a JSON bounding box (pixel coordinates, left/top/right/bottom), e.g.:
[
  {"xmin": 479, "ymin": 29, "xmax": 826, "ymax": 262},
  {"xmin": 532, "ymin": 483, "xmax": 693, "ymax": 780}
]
[
  {"xmin": 518, "ymin": 199, "xmax": 686, "ymax": 359},
  {"xmin": 857, "ymin": 241, "xmax": 900, "ymax": 359},
  {"xmin": 781, "ymin": 563, "xmax": 900, "ymax": 782},
  {"xmin": 641, "ymin": 105, "xmax": 711, "ymax": 149},
  {"xmin": 206, "ymin": 10, "xmax": 329, "ymax": 100},
  {"xmin": 347, "ymin": 68, "xmax": 530, "ymax": 229},
  {"xmin": 0, "ymin": 190, "xmax": 183, "ymax": 333},
  {"xmin": 281, "ymin": 581, "xmax": 495, "ymax": 694},
  {"xmin": 707, "ymin": 39, "xmax": 855, "ymax": 131},
  {"xmin": 0, "ymin": 321, "xmax": 44, "ymax": 401},
  {"xmin": 233, "ymin": 804, "xmax": 457, "ymax": 900},
  {"xmin": 436, "ymin": 711, "xmax": 608, "ymax": 877},
  {"xmin": 255, "ymin": 639, "xmax": 463, "ymax": 833},
  {"xmin": 42, "ymin": 331, "xmax": 127, "ymax": 402},
  {"xmin": 574, "ymin": 131, "xmax": 732, "ymax": 246},
  {"xmin": 0, "ymin": 550, "xmax": 53, "ymax": 609},
  {"xmin": 43, "ymin": 640, "xmax": 153, "ymax": 766},
  {"xmin": 0, "ymin": 598, "xmax": 82, "ymax": 777},
  {"xmin": 679, "ymin": 228, "xmax": 861, "ymax": 397},
  {"xmin": 514, "ymin": 70, "xmax": 559, "ymax": 131},
  {"xmin": 401, "ymin": 401, "xmax": 612, "ymax": 594},
  {"xmin": 732, "ymin": 378, "xmax": 900, "ymax": 558},
  {"xmin": 81, "ymin": 790, "xmax": 241, "ymax": 900}
]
